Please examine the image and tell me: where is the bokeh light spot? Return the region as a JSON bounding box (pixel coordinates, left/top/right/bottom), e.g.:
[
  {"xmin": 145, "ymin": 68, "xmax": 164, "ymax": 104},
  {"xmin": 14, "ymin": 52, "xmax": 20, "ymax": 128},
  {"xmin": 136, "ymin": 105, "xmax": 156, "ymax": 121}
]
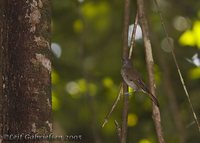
[
  {"xmin": 188, "ymin": 67, "xmax": 200, "ymax": 80},
  {"xmin": 52, "ymin": 70, "xmax": 59, "ymax": 84},
  {"xmin": 78, "ymin": 79, "xmax": 87, "ymax": 93},
  {"xmin": 51, "ymin": 43, "xmax": 62, "ymax": 58},
  {"xmin": 161, "ymin": 37, "xmax": 174, "ymax": 53},
  {"xmin": 73, "ymin": 19, "xmax": 84, "ymax": 33},
  {"xmin": 128, "ymin": 113, "xmax": 138, "ymax": 127},
  {"xmin": 139, "ymin": 139, "xmax": 151, "ymax": 143},
  {"xmin": 52, "ymin": 92, "xmax": 59, "ymax": 111},
  {"xmin": 81, "ymin": 2, "xmax": 97, "ymax": 19},
  {"xmin": 103, "ymin": 77, "xmax": 114, "ymax": 88},
  {"xmin": 173, "ymin": 16, "xmax": 190, "ymax": 31},
  {"xmin": 88, "ymin": 83, "xmax": 97, "ymax": 96},
  {"xmin": 128, "ymin": 24, "xmax": 142, "ymax": 46},
  {"xmin": 66, "ymin": 81, "xmax": 80, "ymax": 98}
]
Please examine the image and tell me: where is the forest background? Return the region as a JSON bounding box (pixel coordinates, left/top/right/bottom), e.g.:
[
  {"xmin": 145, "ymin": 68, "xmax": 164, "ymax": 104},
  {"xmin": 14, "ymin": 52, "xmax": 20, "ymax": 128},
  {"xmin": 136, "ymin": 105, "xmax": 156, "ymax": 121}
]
[{"xmin": 51, "ymin": 0, "xmax": 200, "ymax": 143}]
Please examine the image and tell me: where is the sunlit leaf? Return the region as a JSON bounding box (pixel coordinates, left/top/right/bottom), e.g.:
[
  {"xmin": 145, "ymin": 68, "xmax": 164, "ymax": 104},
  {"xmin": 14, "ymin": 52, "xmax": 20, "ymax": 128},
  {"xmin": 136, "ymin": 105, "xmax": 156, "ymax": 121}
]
[
  {"xmin": 179, "ymin": 20, "xmax": 200, "ymax": 48},
  {"xmin": 193, "ymin": 21, "xmax": 200, "ymax": 48},
  {"xmin": 179, "ymin": 30, "xmax": 195, "ymax": 46}
]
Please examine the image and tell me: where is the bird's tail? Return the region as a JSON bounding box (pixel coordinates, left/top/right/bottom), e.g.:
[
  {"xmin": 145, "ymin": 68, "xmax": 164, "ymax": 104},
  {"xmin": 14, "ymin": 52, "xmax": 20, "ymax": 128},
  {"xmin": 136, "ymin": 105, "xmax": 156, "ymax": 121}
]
[{"xmin": 149, "ymin": 93, "xmax": 159, "ymax": 107}]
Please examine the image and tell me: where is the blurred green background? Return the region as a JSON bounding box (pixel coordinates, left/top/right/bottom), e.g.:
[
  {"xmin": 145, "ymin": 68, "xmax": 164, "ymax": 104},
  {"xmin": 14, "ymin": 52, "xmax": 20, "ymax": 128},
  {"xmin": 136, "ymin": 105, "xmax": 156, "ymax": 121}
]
[{"xmin": 51, "ymin": 0, "xmax": 200, "ymax": 143}]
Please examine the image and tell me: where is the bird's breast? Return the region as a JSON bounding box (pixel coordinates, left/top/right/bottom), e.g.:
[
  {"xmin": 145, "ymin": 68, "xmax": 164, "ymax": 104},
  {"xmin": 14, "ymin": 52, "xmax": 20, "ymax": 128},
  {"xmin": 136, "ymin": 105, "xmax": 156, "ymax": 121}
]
[{"xmin": 121, "ymin": 68, "xmax": 138, "ymax": 91}]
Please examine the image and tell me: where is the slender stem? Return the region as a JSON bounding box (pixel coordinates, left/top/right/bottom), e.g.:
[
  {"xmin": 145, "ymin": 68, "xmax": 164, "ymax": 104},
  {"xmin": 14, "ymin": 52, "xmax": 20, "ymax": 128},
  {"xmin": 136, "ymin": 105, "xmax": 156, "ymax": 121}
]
[
  {"xmin": 153, "ymin": 37, "xmax": 186, "ymax": 142},
  {"xmin": 153, "ymin": 0, "xmax": 200, "ymax": 133},
  {"xmin": 102, "ymin": 84, "xmax": 123, "ymax": 128},
  {"xmin": 129, "ymin": 11, "xmax": 138, "ymax": 59},
  {"xmin": 115, "ymin": 120, "xmax": 122, "ymax": 141},
  {"xmin": 121, "ymin": 0, "xmax": 130, "ymax": 142},
  {"xmin": 122, "ymin": 0, "xmax": 130, "ymax": 59},
  {"xmin": 137, "ymin": 0, "xmax": 165, "ymax": 143},
  {"xmin": 121, "ymin": 83, "xmax": 129, "ymax": 143}
]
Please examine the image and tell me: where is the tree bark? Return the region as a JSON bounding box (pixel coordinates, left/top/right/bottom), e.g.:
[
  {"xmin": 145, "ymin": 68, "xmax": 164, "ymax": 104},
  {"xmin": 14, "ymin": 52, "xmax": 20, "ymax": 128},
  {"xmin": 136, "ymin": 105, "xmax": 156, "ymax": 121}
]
[
  {"xmin": 0, "ymin": 0, "xmax": 8, "ymax": 140},
  {"xmin": 137, "ymin": 0, "xmax": 165, "ymax": 143},
  {"xmin": 121, "ymin": 0, "xmax": 130, "ymax": 142},
  {"xmin": 2, "ymin": 0, "xmax": 52, "ymax": 142}
]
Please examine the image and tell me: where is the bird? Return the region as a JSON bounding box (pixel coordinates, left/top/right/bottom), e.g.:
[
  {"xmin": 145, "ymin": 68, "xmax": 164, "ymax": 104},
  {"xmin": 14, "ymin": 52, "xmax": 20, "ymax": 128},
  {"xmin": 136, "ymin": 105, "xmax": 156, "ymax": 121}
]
[{"xmin": 121, "ymin": 58, "xmax": 159, "ymax": 107}]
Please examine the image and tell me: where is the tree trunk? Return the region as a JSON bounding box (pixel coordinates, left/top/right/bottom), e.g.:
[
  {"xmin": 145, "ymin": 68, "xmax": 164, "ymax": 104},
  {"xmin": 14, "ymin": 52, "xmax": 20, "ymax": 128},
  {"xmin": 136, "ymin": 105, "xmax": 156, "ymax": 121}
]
[
  {"xmin": 1, "ymin": 0, "xmax": 52, "ymax": 142},
  {"xmin": 0, "ymin": 0, "xmax": 8, "ymax": 140}
]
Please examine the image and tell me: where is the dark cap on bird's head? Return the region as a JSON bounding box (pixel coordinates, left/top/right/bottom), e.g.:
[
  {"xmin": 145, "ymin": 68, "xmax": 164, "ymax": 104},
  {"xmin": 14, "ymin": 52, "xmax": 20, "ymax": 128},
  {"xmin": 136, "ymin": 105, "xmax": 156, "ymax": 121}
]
[{"xmin": 122, "ymin": 58, "xmax": 132, "ymax": 67}]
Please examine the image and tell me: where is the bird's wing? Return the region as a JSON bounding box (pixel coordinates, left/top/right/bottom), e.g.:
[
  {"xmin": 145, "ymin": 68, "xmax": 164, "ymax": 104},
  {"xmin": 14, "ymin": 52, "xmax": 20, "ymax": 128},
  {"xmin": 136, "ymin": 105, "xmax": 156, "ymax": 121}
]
[
  {"xmin": 136, "ymin": 79, "xmax": 150, "ymax": 93},
  {"xmin": 125, "ymin": 67, "xmax": 159, "ymax": 106},
  {"xmin": 137, "ymin": 79, "xmax": 159, "ymax": 106}
]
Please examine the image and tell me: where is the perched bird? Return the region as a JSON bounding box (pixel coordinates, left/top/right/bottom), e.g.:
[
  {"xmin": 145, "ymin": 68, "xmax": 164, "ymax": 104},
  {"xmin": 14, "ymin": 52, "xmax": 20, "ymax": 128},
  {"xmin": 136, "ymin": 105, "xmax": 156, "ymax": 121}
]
[{"xmin": 121, "ymin": 58, "xmax": 159, "ymax": 107}]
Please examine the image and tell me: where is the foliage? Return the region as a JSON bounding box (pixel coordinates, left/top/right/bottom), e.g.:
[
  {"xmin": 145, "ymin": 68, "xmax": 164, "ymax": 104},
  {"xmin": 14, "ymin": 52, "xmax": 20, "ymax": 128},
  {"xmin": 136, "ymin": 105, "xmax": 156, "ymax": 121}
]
[{"xmin": 51, "ymin": 0, "xmax": 200, "ymax": 142}]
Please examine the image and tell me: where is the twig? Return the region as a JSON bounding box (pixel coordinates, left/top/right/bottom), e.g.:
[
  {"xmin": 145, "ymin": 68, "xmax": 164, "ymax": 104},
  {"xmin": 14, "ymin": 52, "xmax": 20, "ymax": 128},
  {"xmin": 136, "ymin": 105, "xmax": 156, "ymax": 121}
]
[
  {"xmin": 137, "ymin": 0, "xmax": 165, "ymax": 143},
  {"xmin": 154, "ymin": 38, "xmax": 186, "ymax": 143},
  {"xmin": 114, "ymin": 120, "xmax": 122, "ymax": 140},
  {"xmin": 121, "ymin": 0, "xmax": 130, "ymax": 142},
  {"xmin": 102, "ymin": 84, "xmax": 123, "ymax": 128},
  {"xmin": 153, "ymin": 0, "xmax": 200, "ymax": 133},
  {"xmin": 129, "ymin": 11, "xmax": 139, "ymax": 59}
]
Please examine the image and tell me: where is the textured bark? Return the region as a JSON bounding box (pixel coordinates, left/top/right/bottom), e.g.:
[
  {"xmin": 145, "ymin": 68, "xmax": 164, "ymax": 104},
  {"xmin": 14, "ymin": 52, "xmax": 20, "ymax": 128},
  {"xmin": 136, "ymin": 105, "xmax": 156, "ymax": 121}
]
[
  {"xmin": 0, "ymin": 0, "xmax": 8, "ymax": 140},
  {"xmin": 0, "ymin": 0, "xmax": 3, "ymax": 136},
  {"xmin": 2, "ymin": 0, "xmax": 52, "ymax": 142},
  {"xmin": 0, "ymin": 0, "xmax": 4, "ymax": 137}
]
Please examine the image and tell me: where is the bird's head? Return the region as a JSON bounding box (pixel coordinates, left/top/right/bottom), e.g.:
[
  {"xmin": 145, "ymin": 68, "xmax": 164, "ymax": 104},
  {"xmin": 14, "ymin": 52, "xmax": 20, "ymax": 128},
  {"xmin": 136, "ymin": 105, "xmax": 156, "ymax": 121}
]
[{"xmin": 122, "ymin": 58, "xmax": 132, "ymax": 67}]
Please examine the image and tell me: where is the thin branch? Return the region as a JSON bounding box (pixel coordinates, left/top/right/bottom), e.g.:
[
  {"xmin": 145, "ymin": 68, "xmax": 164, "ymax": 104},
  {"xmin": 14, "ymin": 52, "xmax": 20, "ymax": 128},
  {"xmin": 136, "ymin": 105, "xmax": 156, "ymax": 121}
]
[
  {"xmin": 129, "ymin": 11, "xmax": 139, "ymax": 59},
  {"xmin": 102, "ymin": 84, "xmax": 123, "ymax": 128},
  {"xmin": 121, "ymin": 84, "xmax": 129, "ymax": 143},
  {"xmin": 137, "ymin": 0, "xmax": 165, "ymax": 143},
  {"xmin": 153, "ymin": 38, "xmax": 187, "ymax": 143},
  {"xmin": 121, "ymin": 0, "xmax": 130, "ymax": 142},
  {"xmin": 122, "ymin": 0, "xmax": 131, "ymax": 59},
  {"xmin": 153, "ymin": 0, "xmax": 200, "ymax": 133}
]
